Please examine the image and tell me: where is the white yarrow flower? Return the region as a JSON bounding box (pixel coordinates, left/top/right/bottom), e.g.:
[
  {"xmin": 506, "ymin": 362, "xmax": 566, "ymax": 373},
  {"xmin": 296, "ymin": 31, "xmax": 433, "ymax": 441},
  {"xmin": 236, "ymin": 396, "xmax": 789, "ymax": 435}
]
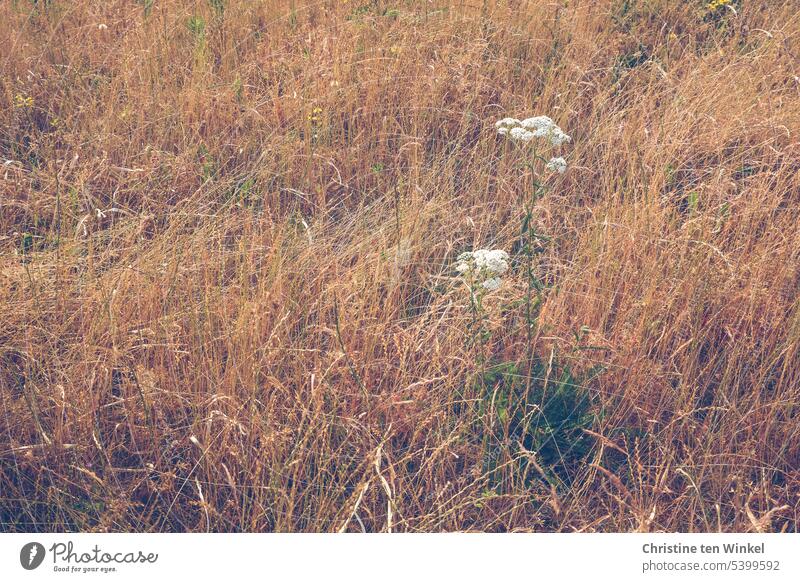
[
  {"xmin": 520, "ymin": 116, "xmax": 554, "ymax": 131},
  {"xmin": 497, "ymin": 114, "xmax": 570, "ymax": 147},
  {"xmin": 456, "ymin": 249, "xmax": 509, "ymax": 292},
  {"xmin": 509, "ymin": 127, "xmax": 534, "ymax": 142},
  {"xmin": 472, "ymin": 249, "xmax": 510, "ymax": 276},
  {"xmin": 495, "ymin": 117, "xmax": 520, "ymax": 129},
  {"xmin": 495, "ymin": 117, "xmax": 520, "ymax": 136},
  {"xmin": 546, "ymin": 156, "xmax": 567, "ymax": 174},
  {"xmin": 548, "ymin": 127, "xmax": 571, "ymax": 146},
  {"xmin": 482, "ymin": 277, "xmax": 502, "ymax": 291}
]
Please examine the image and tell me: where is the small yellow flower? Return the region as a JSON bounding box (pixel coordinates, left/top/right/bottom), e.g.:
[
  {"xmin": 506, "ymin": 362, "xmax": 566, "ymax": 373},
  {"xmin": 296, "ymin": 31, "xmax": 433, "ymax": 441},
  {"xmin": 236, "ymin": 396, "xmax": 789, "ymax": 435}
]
[
  {"xmin": 14, "ymin": 94, "xmax": 34, "ymax": 109},
  {"xmin": 389, "ymin": 45, "xmax": 400, "ymax": 55},
  {"xmin": 706, "ymin": 0, "xmax": 732, "ymax": 11},
  {"xmin": 307, "ymin": 106, "xmax": 323, "ymax": 124}
]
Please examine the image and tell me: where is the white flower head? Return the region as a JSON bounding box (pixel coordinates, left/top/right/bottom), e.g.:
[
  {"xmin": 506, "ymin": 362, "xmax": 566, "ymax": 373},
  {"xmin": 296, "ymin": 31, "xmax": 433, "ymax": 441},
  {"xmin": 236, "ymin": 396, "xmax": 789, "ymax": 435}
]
[
  {"xmin": 482, "ymin": 277, "xmax": 502, "ymax": 291},
  {"xmin": 546, "ymin": 156, "xmax": 567, "ymax": 174},
  {"xmin": 509, "ymin": 127, "xmax": 534, "ymax": 142},
  {"xmin": 456, "ymin": 249, "xmax": 509, "ymax": 292},
  {"xmin": 472, "ymin": 249, "xmax": 510, "ymax": 276},
  {"xmin": 495, "ymin": 117, "xmax": 520, "ymax": 129},
  {"xmin": 520, "ymin": 116, "xmax": 555, "ymax": 132},
  {"xmin": 495, "ymin": 117, "xmax": 520, "ymax": 136},
  {"xmin": 548, "ymin": 127, "xmax": 571, "ymax": 146},
  {"xmin": 497, "ymin": 114, "xmax": 570, "ymax": 147}
]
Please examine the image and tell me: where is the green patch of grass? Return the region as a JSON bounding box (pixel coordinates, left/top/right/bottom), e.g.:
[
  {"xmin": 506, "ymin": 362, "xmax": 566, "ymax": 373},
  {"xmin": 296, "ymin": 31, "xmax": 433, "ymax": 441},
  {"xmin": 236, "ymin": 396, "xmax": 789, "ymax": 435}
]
[{"xmin": 477, "ymin": 358, "xmax": 602, "ymax": 490}]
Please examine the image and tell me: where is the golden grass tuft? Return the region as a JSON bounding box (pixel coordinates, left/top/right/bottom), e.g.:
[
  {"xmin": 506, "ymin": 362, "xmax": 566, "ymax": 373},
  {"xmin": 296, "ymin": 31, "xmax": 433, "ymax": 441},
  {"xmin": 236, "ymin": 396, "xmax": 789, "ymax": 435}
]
[{"xmin": 1, "ymin": 0, "xmax": 798, "ymax": 532}]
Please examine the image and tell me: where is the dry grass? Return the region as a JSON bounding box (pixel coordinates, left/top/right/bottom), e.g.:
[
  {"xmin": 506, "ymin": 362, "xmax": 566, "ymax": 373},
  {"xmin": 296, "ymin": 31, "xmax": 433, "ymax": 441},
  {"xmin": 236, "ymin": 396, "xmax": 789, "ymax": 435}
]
[{"xmin": 1, "ymin": 0, "xmax": 799, "ymax": 532}]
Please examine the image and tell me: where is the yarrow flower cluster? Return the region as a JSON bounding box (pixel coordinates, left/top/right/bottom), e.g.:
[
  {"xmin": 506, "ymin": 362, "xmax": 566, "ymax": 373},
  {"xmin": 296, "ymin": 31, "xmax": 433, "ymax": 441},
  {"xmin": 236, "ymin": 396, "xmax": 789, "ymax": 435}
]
[
  {"xmin": 456, "ymin": 249, "xmax": 510, "ymax": 292},
  {"xmin": 494, "ymin": 117, "xmax": 520, "ymax": 136},
  {"xmin": 509, "ymin": 127, "xmax": 534, "ymax": 142},
  {"xmin": 495, "ymin": 115, "xmax": 571, "ymax": 148},
  {"xmin": 545, "ymin": 156, "xmax": 567, "ymax": 174}
]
